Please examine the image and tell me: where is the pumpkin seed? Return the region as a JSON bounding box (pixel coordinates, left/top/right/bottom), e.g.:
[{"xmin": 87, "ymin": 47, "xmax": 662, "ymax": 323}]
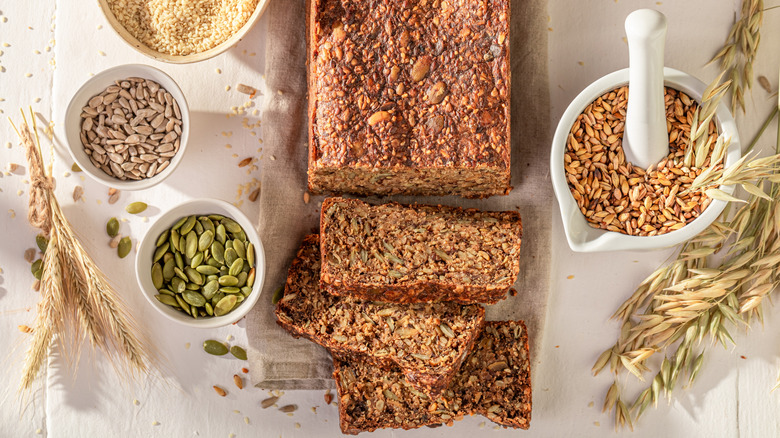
[
  {"xmin": 214, "ymin": 294, "xmax": 237, "ymax": 316},
  {"xmin": 183, "ymin": 290, "xmax": 206, "ymax": 307},
  {"xmin": 175, "ymin": 294, "xmax": 191, "ymax": 315},
  {"xmin": 185, "ymin": 282, "xmax": 200, "ymax": 290},
  {"xmin": 200, "ymin": 217, "xmax": 215, "ymax": 234},
  {"xmin": 222, "ymin": 218, "xmax": 242, "ymax": 234},
  {"xmin": 71, "ymin": 162, "xmax": 82, "ymax": 172},
  {"xmin": 106, "ymin": 217, "xmax": 120, "ymax": 237},
  {"xmin": 159, "ymin": 288, "xmax": 174, "ymax": 296},
  {"xmin": 204, "ymin": 302, "xmax": 214, "ymax": 316},
  {"xmin": 247, "ymin": 268, "xmax": 256, "ymax": 287},
  {"xmin": 185, "ymin": 267, "xmax": 204, "ymax": 285},
  {"xmin": 169, "ymin": 229, "xmax": 180, "ymax": 251},
  {"xmin": 185, "ymin": 230, "xmax": 197, "ymax": 258},
  {"xmin": 224, "ymin": 248, "xmax": 238, "ymax": 266},
  {"xmin": 246, "ymin": 243, "xmax": 255, "ymax": 267},
  {"xmin": 212, "ymin": 292, "xmax": 225, "ymax": 306},
  {"xmin": 211, "ymin": 241, "xmax": 225, "ymax": 263},
  {"xmin": 235, "ymin": 271, "xmax": 247, "ymax": 287},
  {"xmin": 233, "ymin": 239, "xmax": 246, "ymax": 259},
  {"xmin": 118, "ymin": 237, "xmax": 132, "ymax": 258},
  {"xmin": 230, "ymin": 346, "xmax": 247, "ymax": 360},
  {"xmin": 33, "ymin": 269, "xmax": 42, "ymax": 280},
  {"xmin": 155, "ymin": 294, "xmax": 179, "ymax": 307},
  {"xmin": 215, "ymin": 224, "xmax": 227, "ymax": 244},
  {"xmin": 225, "ymin": 240, "xmax": 233, "ymax": 250},
  {"xmin": 271, "ymin": 286, "xmax": 284, "ymax": 305},
  {"xmin": 153, "ymin": 242, "xmax": 169, "ymax": 263},
  {"xmin": 190, "ymin": 252, "xmax": 204, "ymax": 269},
  {"xmin": 173, "ymin": 266, "xmax": 187, "ymax": 281},
  {"xmin": 229, "ymin": 258, "xmax": 244, "ymax": 276},
  {"xmin": 194, "ymin": 220, "xmax": 204, "ymax": 235},
  {"xmin": 151, "ymin": 262, "xmax": 163, "ymax": 289},
  {"xmin": 196, "ymin": 265, "xmax": 219, "ymax": 275},
  {"xmin": 218, "ymin": 275, "xmax": 239, "ymax": 287},
  {"xmin": 241, "ymin": 286, "xmax": 252, "ymax": 297},
  {"xmin": 36, "ymin": 234, "xmax": 48, "ymax": 253},
  {"xmin": 220, "ymin": 287, "xmax": 241, "ymax": 294},
  {"xmin": 202, "ymin": 280, "xmax": 219, "ymax": 299},
  {"xmin": 171, "ymin": 216, "xmax": 188, "ymax": 231},
  {"xmin": 174, "ymin": 252, "xmax": 184, "ymax": 270},
  {"xmin": 179, "ymin": 215, "xmax": 197, "ymax": 235},
  {"xmin": 233, "ymin": 229, "xmax": 247, "ymax": 241},
  {"xmin": 171, "ymin": 277, "xmax": 186, "ymax": 293},
  {"xmin": 125, "ymin": 201, "xmax": 148, "ymax": 214},
  {"xmin": 203, "ymin": 340, "xmax": 229, "ymax": 356},
  {"xmin": 198, "ymin": 230, "xmax": 214, "ymax": 252},
  {"xmin": 31, "ymin": 259, "xmax": 42, "ymax": 276},
  {"xmin": 208, "ymin": 214, "xmax": 224, "ymax": 221}
]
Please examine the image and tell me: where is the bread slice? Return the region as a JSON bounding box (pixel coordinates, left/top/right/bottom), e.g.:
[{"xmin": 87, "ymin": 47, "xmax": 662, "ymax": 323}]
[
  {"xmin": 275, "ymin": 235, "xmax": 485, "ymax": 395},
  {"xmin": 319, "ymin": 197, "xmax": 523, "ymax": 304},
  {"xmin": 334, "ymin": 321, "xmax": 532, "ymax": 434}
]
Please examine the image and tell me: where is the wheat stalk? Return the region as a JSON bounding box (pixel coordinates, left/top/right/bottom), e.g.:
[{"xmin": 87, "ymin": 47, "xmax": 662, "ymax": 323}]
[{"xmin": 12, "ymin": 108, "xmax": 157, "ymax": 393}]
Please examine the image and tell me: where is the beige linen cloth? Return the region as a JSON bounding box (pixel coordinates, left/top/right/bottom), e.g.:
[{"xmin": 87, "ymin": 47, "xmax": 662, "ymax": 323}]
[{"xmin": 247, "ymin": 0, "xmax": 552, "ymax": 389}]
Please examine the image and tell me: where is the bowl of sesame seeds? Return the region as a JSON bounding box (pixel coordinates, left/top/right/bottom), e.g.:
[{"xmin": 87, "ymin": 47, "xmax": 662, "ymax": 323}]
[{"xmin": 98, "ymin": 0, "xmax": 271, "ymax": 63}]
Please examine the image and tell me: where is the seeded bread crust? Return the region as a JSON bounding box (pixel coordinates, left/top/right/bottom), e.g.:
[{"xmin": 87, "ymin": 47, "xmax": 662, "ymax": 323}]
[
  {"xmin": 334, "ymin": 320, "xmax": 532, "ymax": 434},
  {"xmin": 307, "ymin": 0, "xmax": 511, "ymax": 198},
  {"xmin": 319, "ymin": 197, "xmax": 523, "ymax": 304},
  {"xmin": 275, "ymin": 235, "xmax": 486, "ymax": 395}
]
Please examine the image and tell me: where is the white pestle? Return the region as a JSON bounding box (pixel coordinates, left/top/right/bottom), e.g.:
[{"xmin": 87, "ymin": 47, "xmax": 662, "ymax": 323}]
[{"xmin": 622, "ymin": 9, "xmax": 669, "ymax": 169}]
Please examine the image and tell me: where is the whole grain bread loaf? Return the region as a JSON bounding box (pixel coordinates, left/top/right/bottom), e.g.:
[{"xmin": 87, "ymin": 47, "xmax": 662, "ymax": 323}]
[
  {"xmin": 334, "ymin": 320, "xmax": 532, "ymax": 434},
  {"xmin": 307, "ymin": 0, "xmax": 511, "ymax": 198},
  {"xmin": 319, "ymin": 197, "xmax": 523, "ymax": 304},
  {"xmin": 275, "ymin": 235, "xmax": 486, "ymax": 395}
]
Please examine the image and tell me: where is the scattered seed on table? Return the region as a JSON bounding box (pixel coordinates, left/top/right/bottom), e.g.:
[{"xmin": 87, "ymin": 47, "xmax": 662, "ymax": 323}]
[
  {"xmin": 117, "ymin": 237, "xmax": 132, "ymax": 258},
  {"xmin": 261, "ymin": 396, "xmax": 278, "ymax": 409},
  {"xmin": 230, "ymin": 345, "xmax": 247, "ymax": 360},
  {"xmin": 213, "ymin": 385, "xmax": 227, "ymax": 397},
  {"xmin": 279, "ymin": 404, "xmax": 297, "ymax": 413},
  {"xmin": 125, "ymin": 202, "xmax": 147, "ymax": 214},
  {"xmin": 233, "ymin": 374, "xmax": 243, "ymax": 389}
]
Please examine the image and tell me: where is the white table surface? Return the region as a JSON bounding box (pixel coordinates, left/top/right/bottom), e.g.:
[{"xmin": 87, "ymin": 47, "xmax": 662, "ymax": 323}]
[{"xmin": 1, "ymin": 1, "xmax": 779, "ymax": 437}]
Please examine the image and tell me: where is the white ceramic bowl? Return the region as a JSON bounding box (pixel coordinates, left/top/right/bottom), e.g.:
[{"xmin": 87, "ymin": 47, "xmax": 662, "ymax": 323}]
[
  {"xmin": 136, "ymin": 199, "xmax": 265, "ymax": 328},
  {"xmin": 97, "ymin": 0, "xmax": 271, "ymax": 64},
  {"xmin": 550, "ymin": 67, "xmax": 741, "ymax": 252},
  {"xmin": 64, "ymin": 64, "xmax": 190, "ymax": 191}
]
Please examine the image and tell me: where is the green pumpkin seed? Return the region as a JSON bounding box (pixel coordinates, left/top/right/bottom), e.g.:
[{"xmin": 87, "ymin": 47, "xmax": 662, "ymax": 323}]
[
  {"xmin": 169, "ymin": 229, "xmax": 180, "ymax": 252},
  {"xmin": 200, "ymin": 218, "xmax": 215, "ymax": 234},
  {"xmin": 222, "ymin": 218, "xmax": 242, "ymax": 234},
  {"xmin": 218, "ymin": 275, "xmax": 239, "ymax": 287},
  {"xmin": 175, "ymin": 294, "xmax": 191, "ymax": 315},
  {"xmin": 215, "ymin": 224, "xmax": 227, "ymax": 244},
  {"xmin": 106, "ymin": 217, "xmax": 120, "ymax": 237},
  {"xmin": 190, "ymin": 252, "xmax": 204, "ymax": 269},
  {"xmin": 220, "ymin": 287, "xmax": 241, "ymax": 294},
  {"xmin": 224, "ymin": 248, "xmax": 238, "ymax": 266},
  {"xmin": 271, "ymin": 286, "xmax": 284, "ymax": 305},
  {"xmin": 246, "ymin": 243, "xmax": 255, "ymax": 267},
  {"xmin": 118, "ymin": 237, "xmax": 132, "ymax": 258},
  {"xmin": 185, "ymin": 282, "xmax": 200, "ymax": 290},
  {"xmin": 203, "ymin": 280, "xmax": 219, "ymax": 299},
  {"xmin": 206, "ymin": 274, "xmax": 218, "ymax": 282},
  {"xmin": 203, "ymin": 339, "xmax": 229, "ymax": 355},
  {"xmin": 179, "ymin": 215, "xmax": 197, "ymax": 235},
  {"xmin": 171, "ymin": 216, "xmax": 188, "ymax": 231},
  {"xmin": 225, "ymin": 240, "xmax": 234, "ymax": 250},
  {"xmin": 233, "ymin": 239, "xmax": 246, "ymax": 260},
  {"xmin": 230, "ymin": 346, "xmax": 247, "ymax": 360},
  {"xmin": 241, "ymin": 261, "xmax": 251, "ymax": 274},
  {"xmin": 208, "ymin": 214, "xmax": 225, "ymax": 221},
  {"xmin": 185, "ymin": 267, "xmax": 203, "ymax": 285},
  {"xmin": 235, "ymin": 271, "xmax": 247, "ymax": 287},
  {"xmin": 185, "ymin": 230, "xmax": 197, "ymax": 259},
  {"xmin": 214, "ymin": 294, "xmax": 238, "ymax": 316},
  {"xmin": 198, "ymin": 230, "xmax": 214, "ymax": 252},
  {"xmin": 211, "ymin": 241, "xmax": 225, "ymax": 263},
  {"xmin": 234, "ymin": 230, "xmax": 247, "ymax": 241},
  {"xmin": 229, "ymin": 258, "xmax": 244, "ymax": 276},
  {"xmin": 196, "ymin": 265, "xmax": 219, "ymax": 275},
  {"xmin": 207, "ymin": 257, "xmax": 221, "ymax": 268},
  {"xmin": 174, "ymin": 266, "xmax": 187, "ymax": 281},
  {"xmin": 33, "ymin": 269, "xmax": 42, "ymax": 280},
  {"xmin": 71, "ymin": 162, "xmax": 82, "ymax": 172},
  {"xmin": 194, "ymin": 220, "xmax": 204, "ymax": 235},
  {"xmin": 175, "ymin": 252, "xmax": 184, "ymax": 270},
  {"xmin": 171, "ymin": 277, "xmax": 186, "ymax": 293},
  {"xmin": 155, "ymin": 229, "xmax": 168, "ymax": 246},
  {"xmin": 31, "ymin": 259, "xmax": 43, "ymax": 275},
  {"xmin": 241, "ymin": 286, "xmax": 252, "ymax": 297},
  {"xmin": 192, "ymin": 308, "xmax": 199, "ymax": 319},
  {"xmin": 205, "ymin": 302, "xmax": 214, "ymax": 316},
  {"xmin": 159, "ymin": 288, "xmax": 174, "ymax": 296},
  {"xmin": 151, "ymin": 262, "xmax": 163, "ymax": 289},
  {"xmin": 153, "ymin": 242, "xmax": 169, "ymax": 263},
  {"xmin": 247, "ymin": 268, "xmax": 256, "ymax": 287},
  {"xmin": 163, "ymin": 252, "xmax": 173, "ymax": 263},
  {"xmin": 125, "ymin": 201, "xmax": 148, "ymax": 214},
  {"xmin": 183, "ymin": 290, "xmax": 206, "ymax": 307},
  {"xmin": 155, "ymin": 294, "xmax": 179, "ymax": 307},
  {"xmin": 36, "ymin": 234, "xmax": 48, "ymax": 253},
  {"xmin": 212, "ymin": 292, "xmax": 225, "ymax": 306},
  {"xmin": 234, "ymin": 294, "xmax": 245, "ymax": 303}
]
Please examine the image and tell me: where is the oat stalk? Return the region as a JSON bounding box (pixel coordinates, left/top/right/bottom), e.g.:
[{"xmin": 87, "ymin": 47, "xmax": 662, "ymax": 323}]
[
  {"xmin": 12, "ymin": 108, "xmax": 157, "ymax": 393},
  {"xmin": 596, "ymin": 103, "xmax": 780, "ymax": 427}
]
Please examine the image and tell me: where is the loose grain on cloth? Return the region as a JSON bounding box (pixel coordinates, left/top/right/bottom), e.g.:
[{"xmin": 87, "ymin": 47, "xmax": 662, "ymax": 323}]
[{"xmin": 246, "ymin": 0, "xmax": 553, "ymax": 390}]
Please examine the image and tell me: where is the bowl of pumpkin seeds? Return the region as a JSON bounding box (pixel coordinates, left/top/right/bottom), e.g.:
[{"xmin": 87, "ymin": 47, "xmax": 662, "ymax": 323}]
[{"xmin": 136, "ymin": 198, "xmax": 265, "ymax": 327}]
